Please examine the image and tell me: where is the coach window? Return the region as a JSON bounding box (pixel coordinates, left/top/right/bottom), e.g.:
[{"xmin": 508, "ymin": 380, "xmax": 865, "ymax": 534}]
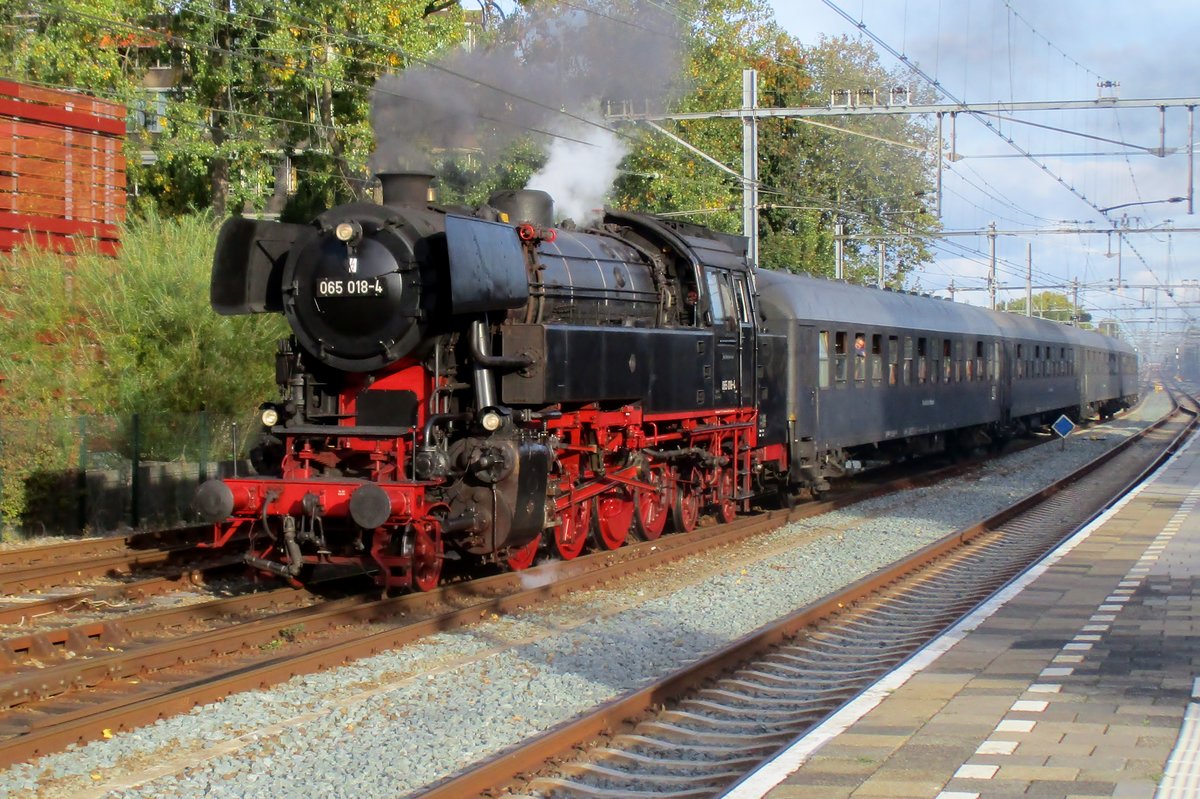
[
  {"xmin": 917, "ymin": 337, "xmax": 928, "ymax": 383},
  {"xmin": 854, "ymin": 331, "xmax": 867, "ymax": 382},
  {"xmin": 991, "ymin": 342, "xmax": 1000, "ymax": 381},
  {"xmin": 901, "ymin": 337, "xmax": 913, "ymax": 385},
  {"xmin": 930, "ymin": 339, "xmax": 940, "ymax": 384},
  {"xmin": 818, "ymin": 331, "xmax": 830, "ymax": 388},
  {"xmin": 942, "ymin": 340, "xmax": 952, "ymax": 382},
  {"xmin": 834, "ymin": 332, "xmax": 849, "ymax": 383},
  {"xmin": 974, "ymin": 341, "xmax": 984, "ymax": 382},
  {"xmin": 871, "ymin": 334, "xmax": 883, "ymax": 383},
  {"xmin": 953, "ymin": 340, "xmax": 963, "ymax": 382},
  {"xmin": 888, "ymin": 335, "xmax": 899, "ymax": 386},
  {"xmin": 1016, "ymin": 344, "xmax": 1024, "ymax": 379}
]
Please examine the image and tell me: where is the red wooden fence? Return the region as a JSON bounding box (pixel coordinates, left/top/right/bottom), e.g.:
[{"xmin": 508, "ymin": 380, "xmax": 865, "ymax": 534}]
[{"xmin": 0, "ymin": 80, "xmax": 126, "ymax": 256}]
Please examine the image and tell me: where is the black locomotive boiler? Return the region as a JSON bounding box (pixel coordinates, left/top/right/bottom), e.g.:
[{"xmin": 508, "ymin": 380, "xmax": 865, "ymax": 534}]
[{"xmin": 193, "ymin": 172, "xmax": 1138, "ymax": 591}]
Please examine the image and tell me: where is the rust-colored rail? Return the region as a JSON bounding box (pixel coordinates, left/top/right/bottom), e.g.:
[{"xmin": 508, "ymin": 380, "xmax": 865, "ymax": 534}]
[
  {"xmin": 413, "ymin": 397, "xmax": 1190, "ymax": 799},
  {"xmin": 0, "ymin": 452, "xmax": 1000, "ymax": 767},
  {"xmin": 0, "ymin": 404, "xmax": 1164, "ymax": 769}
]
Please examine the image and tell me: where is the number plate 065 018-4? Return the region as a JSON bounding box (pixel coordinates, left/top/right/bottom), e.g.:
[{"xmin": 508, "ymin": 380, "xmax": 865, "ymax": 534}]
[{"xmin": 315, "ymin": 278, "xmax": 385, "ymax": 298}]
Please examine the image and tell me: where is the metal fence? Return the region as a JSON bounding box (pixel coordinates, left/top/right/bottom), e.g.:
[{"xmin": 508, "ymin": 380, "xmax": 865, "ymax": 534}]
[{"xmin": 0, "ymin": 411, "xmax": 258, "ymax": 539}]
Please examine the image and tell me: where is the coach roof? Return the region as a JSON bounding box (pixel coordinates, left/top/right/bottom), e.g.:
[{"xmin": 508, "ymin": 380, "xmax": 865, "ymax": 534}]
[{"xmin": 755, "ymin": 269, "xmax": 1133, "ymax": 354}]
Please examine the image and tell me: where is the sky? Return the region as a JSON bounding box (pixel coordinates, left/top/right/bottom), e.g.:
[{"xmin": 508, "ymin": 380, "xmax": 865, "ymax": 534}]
[
  {"xmin": 485, "ymin": 1, "xmax": 1200, "ymax": 355},
  {"xmin": 767, "ymin": 0, "xmax": 1200, "ymax": 356}
]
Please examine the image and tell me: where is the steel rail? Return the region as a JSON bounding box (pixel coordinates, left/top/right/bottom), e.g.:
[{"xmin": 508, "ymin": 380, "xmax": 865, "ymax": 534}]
[
  {"xmin": 0, "ymin": 526, "xmax": 209, "ymax": 572},
  {"xmin": 0, "ymin": 404, "xmax": 1158, "ymax": 769},
  {"xmin": 0, "ymin": 444, "xmax": 1016, "ymax": 767},
  {"xmin": 413, "ymin": 397, "xmax": 1189, "ymax": 799}
]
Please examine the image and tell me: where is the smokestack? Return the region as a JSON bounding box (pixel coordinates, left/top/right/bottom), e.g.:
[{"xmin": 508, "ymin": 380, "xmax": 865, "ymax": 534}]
[
  {"xmin": 489, "ymin": 189, "xmax": 554, "ymax": 228},
  {"xmin": 378, "ymin": 172, "xmax": 434, "ymax": 207}
]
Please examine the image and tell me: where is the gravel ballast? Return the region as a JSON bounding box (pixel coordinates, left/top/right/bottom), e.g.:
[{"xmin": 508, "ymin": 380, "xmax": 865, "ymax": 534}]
[{"xmin": 0, "ymin": 392, "xmax": 1170, "ymax": 799}]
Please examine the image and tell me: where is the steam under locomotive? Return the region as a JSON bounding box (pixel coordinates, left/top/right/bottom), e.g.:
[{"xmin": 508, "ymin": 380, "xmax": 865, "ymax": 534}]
[{"xmin": 193, "ymin": 172, "xmax": 1138, "ymax": 592}]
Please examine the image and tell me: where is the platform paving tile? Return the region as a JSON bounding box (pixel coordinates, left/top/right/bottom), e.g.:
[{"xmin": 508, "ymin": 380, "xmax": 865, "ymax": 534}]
[
  {"xmin": 1109, "ymin": 780, "xmax": 1159, "ymax": 798},
  {"xmin": 871, "ymin": 743, "xmax": 979, "ymax": 773},
  {"xmin": 941, "ymin": 780, "xmax": 1033, "ymax": 799},
  {"xmin": 757, "ymin": 449, "xmax": 1200, "ymax": 799},
  {"xmin": 842, "ymin": 721, "xmax": 924, "ymax": 737},
  {"xmin": 790, "ymin": 754, "xmax": 882, "ymax": 776},
  {"xmin": 851, "ymin": 772, "xmax": 951, "ymax": 797},
  {"xmin": 827, "ymin": 732, "xmax": 912, "ymax": 749},
  {"xmin": 1019, "ymin": 781, "xmax": 1118, "ymax": 798},
  {"xmin": 854, "ymin": 698, "xmax": 944, "ymax": 719},
  {"xmin": 972, "ymin": 753, "xmax": 1051, "ymax": 767},
  {"xmin": 996, "ymin": 763, "xmax": 1082, "ymax": 782},
  {"xmin": 754, "ymin": 786, "xmax": 852, "ymax": 799},
  {"xmin": 1041, "ymin": 754, "xmax": 1124, "ymax": 771}
]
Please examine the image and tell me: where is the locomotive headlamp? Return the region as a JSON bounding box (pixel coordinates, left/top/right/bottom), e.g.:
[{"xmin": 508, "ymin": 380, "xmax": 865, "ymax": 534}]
[
  {"xmin": 260, "ymin": 407, "xmax": 280, "ymax": 427},
  {"xmin": 480, "ymin": 410, "xmax": 504, "ymax": 432},
  {"xmin": 334, "ymin": 221, "xmax": 362, "ymax": 244}
]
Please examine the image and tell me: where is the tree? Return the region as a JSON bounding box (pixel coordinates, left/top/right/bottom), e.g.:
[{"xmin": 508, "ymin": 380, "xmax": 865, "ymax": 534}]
[
  {"xmin": 613, "ymin": 2, "xmax": 939, "ymax": 281},
  {"xmin": 998, "ymin": 291, "xmax": 1092, "ymax": 328},
  {"xmin": 0, "ymin": 0, "xmax": 150, "ymax": 96},
  {"xmin": 0, "ymin": 214, "xmax": 284, "ymax": 420},
  {"xmin": 2, "ymin": 1, "xmax": 471, "ymax": 217}
]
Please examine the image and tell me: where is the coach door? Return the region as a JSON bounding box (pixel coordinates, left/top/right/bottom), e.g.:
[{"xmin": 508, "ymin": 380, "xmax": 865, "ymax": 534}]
[
  {"xmin": 791, "ymin": 324, "xmax": 818, "ymax": 440},
  {"xmin": 998, "ymin": 340, "xmax": 1012, "ymax": 423},
  {"xmin": 706, "ymin": 268, "xmax": 742, "ymax": 408}
]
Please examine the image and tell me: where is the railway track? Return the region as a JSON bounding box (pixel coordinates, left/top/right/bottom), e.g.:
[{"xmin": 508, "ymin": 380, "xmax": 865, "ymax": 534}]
[
  {"xmin": 0, "ymin": 399, "xmax": 1164, "ymax": 778},
  {"xmin": 416, "ymin": 390, "xmax": 1195, "ymax": 798},
  {"xmin": 0, "ymin": 433, "xmax": 1058, "ymax": 769},
  {"xmin": 0, "ymin": 525, "xmax": 239, "ymax": 624}
]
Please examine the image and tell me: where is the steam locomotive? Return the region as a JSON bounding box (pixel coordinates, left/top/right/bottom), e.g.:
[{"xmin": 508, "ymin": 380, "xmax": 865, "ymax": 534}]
[{"xmin": 193, "ymin": 172, "xmax": 1138, "ymax": 592}]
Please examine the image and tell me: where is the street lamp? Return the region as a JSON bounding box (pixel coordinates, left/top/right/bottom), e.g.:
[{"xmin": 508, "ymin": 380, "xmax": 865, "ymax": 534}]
[{"xmin": 1098, "ymin": 197, "xmax": 1185, "ymax": 214}]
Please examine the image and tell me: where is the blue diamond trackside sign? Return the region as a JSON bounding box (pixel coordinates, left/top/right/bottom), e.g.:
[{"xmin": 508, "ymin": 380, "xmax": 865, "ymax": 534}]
[{"xmin": 1051, "ymin": 414, "xmax": 1076, "ymax": 439}]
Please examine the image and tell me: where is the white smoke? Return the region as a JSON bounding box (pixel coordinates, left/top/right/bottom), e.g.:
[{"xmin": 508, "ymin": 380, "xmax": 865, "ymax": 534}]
[{"xmin": 526, "ymin": 123, "xmax": 627, "ymax": 226}]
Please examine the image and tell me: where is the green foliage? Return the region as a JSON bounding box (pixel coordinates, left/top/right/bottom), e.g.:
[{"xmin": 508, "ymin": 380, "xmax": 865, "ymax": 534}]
[
  {"xmin": 614, "ymin": 1, "xmax": 939, "ymax": 281},
  {"xmin": 0, "ymin": 0, "xmax": 152, "ymax": 97},
  {"xmin": 0, "ymin": 215, "xmax": 283, "ymax": 531},
  {"xmin": 998, "ymin": 291, "xmax": 1092, "ymax": 328},
  {"xmin": 0, "ymin": 1, "xmax": 468, "ymax": 216},
  {"xmin": 0, "ymin": 212, "xmax": 285, "ymax": 420}
]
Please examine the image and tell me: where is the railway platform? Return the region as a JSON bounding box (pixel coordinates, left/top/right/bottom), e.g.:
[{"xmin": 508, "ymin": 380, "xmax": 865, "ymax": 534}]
[{"xmin": 726, "ymin": 433, "xmax": 1200, "ymax": 799}]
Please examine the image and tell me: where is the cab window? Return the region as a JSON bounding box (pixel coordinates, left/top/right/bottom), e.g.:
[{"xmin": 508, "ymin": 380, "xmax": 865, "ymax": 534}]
[
  {"xmin": 733, "ymin": 276, "xmax": 752, "ymax": 324},
  {"xmin": 705, "ymin": 271, "xmax": 728, "ymax": 325}
]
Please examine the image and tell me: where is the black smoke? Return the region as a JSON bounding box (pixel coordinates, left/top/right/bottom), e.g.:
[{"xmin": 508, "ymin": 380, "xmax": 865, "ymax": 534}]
[{"xmin": 369, "ymin": 1, "xmax": 685, "ymax": 175}]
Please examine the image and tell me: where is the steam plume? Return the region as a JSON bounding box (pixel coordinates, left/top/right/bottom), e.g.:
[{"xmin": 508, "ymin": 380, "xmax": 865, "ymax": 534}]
[{"xmin": 369, "ymin": 1, "xmax": 684, "ymax": 211}]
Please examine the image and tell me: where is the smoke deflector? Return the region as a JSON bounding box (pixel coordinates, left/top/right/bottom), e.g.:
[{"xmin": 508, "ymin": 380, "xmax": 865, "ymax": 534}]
[{"xmin": 444, "ymin": 214, "xmax": 531, "ymax": 314}]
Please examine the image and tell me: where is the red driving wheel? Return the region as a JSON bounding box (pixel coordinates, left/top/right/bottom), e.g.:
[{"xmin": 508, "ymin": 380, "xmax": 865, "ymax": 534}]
[
  {"xmin": 670, "ymin": 467, "xmax": 700, "ymax": 533},
  {"xmin": 716, "ymin": 467, "xmax": 738, "ymax": 524},
  {"xmin": 411, "ymin": 525, "xmax": 443, "ymax": 592},
  {"xmin": 592, "ymin": 488, "xmax": 634, "ymax": 550},
  {"xmin": 633, "ymin": 469, "xmax": 670, "ymax": 541},
  {"xmin": 505, "ymin": 536, "xmax": 540, "ymax": 571},
  {"xmin": 551, "ymin": 500, "xmax": 591, "ymax": 560}
]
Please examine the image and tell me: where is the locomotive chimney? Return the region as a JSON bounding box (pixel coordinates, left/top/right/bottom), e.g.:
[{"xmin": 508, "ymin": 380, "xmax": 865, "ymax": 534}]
[
  {"xmin": 488, "ymin": 189, "xmax": 554, "ymax": 228},
  {"xmin": 377, "ymin": 172, "xmax": 434, "ymax": 207}
]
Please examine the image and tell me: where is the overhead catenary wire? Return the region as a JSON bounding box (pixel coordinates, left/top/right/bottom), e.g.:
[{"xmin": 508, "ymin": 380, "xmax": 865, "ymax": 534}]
[{"xmin": 818, "ymin": 0, "xmax": 1193, "ymax": 325}]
